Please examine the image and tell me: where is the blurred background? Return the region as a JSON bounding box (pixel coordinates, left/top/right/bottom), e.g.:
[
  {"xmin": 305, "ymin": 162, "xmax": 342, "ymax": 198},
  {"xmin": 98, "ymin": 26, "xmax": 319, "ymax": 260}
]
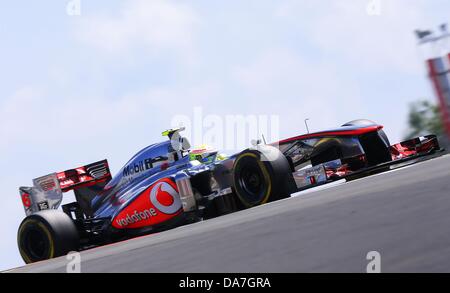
[{"xmin": 0, "ymin": 0, "xmax": 449, "ymax": 270}]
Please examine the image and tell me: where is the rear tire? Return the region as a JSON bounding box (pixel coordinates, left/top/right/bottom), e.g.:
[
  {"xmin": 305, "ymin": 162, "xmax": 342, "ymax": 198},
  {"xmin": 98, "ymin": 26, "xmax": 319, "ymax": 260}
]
[
  {"xmin": 232, "ymin": 146, "xmax": 296, "ymax": 208},
  {"xmin": 18, "ymin": 210, "xmax": 79, "ymax": 264}
]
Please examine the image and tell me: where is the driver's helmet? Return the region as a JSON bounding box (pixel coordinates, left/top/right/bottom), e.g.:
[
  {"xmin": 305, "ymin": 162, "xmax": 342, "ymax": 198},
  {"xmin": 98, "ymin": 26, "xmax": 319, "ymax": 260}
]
[{"xmin": 189, "ymin": 144, "xmax": 226, "ymax": 164}]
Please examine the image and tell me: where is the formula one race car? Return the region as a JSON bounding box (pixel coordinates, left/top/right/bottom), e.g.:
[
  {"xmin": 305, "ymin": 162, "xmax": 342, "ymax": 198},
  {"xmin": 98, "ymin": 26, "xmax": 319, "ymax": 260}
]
[{"xmin": 17, "ymin": 120, "xmax": 442, "ymax": 263}]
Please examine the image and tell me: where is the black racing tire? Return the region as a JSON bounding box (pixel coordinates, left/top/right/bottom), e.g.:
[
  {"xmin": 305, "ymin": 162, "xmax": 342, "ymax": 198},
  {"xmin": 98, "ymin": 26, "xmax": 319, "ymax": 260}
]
[
  {"xmin": 232, "ymin": 145, "xmax": 296, "ymax": 208},
  {"xmin": 17, "ymin": 210, "xmax": 79, "ymax": 264},
  {"xmin": 310, "ymin": 138, "xmax": 344, "ymax": 166}
]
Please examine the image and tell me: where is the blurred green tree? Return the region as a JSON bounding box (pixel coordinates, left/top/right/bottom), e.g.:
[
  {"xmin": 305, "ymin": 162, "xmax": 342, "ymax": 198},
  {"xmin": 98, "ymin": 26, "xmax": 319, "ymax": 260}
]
[{"xmin": 405, "ymin": 100, "xmax": 444, "ymax": 139}]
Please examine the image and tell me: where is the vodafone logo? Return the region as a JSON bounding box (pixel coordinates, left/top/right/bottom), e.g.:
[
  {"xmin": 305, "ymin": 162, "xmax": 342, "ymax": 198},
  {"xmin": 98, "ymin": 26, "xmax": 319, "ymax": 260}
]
[
  {"xmin": 21, "ymin": 193, "xmax": 31, "ymax": 208},
  {"xmin": 150, "ymin": 180, "xmax": 181, "ymax": 215},
  {"xmin": 113, "ymin": 178, "xmax": 182, "ymax": 229}
]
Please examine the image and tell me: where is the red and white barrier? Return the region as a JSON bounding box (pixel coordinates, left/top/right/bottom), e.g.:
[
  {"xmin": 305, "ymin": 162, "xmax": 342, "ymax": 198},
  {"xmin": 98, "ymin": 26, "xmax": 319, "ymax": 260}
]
[{"xmin": 426, "ymin": 55, "xmax": 450, "ymax": 138}]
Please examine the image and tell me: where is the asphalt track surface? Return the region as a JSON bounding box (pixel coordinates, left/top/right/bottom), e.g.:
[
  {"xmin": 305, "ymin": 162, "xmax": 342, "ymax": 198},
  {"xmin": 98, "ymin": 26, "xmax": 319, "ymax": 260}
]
[{"xmin": 6, "ymin": 154, "xmax": 450, "ymax": 273}]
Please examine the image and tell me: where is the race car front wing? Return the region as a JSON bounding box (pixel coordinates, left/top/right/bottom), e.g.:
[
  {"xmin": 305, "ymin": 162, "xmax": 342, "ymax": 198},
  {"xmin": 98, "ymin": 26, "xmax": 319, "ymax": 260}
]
[{"xmin": 292, "ymin": 135, "xmax": 443, "ymax": 191}]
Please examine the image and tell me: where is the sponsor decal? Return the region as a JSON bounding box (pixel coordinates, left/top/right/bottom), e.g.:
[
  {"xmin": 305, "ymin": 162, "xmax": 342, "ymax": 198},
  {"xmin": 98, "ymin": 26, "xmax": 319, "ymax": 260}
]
[
  {"xmin": 115, "ymin": 208, "xmax": 158, "ymax": 227},
  {"xmin": 21, "ymin": 192, "xmax": 31, "ymax": 208},
  {"xmin": 37, "ymin": 201, "xmax": 49, "ymax": 211},
  {"xmin": 33, "ymin": 174, "xmax": 60, "ymax": 192},
  {"xmin": 150, "ymin": 181, "xmax": 181, "ymax": 215},
  {"xmin": 113, "ymin": 178, "xmax": 182, "ymax": 229},
  {"xmin": 123, "ymin": 159, "xmax": 153, "ymax": 177}
]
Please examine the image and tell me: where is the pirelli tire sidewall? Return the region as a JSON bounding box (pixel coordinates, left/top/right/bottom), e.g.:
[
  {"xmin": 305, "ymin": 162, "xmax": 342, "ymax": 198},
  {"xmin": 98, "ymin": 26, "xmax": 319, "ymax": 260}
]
[
  {"xmin": 18, "ymin": 210, "xmax": 79, "ymax": 264},
  {"xmin": 233, "ymin": 146, "xmax": 295, "ymax": 208}
]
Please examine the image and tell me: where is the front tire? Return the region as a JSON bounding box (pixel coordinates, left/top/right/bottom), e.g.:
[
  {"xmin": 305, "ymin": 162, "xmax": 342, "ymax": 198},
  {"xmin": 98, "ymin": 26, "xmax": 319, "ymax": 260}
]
[
  {"xmin": 18, "ymin": 210, "xmax": 79, "ymax": 264},
  {"xmin": 232, "ymin": 146, "xmax": 296, "ymax": 208}
]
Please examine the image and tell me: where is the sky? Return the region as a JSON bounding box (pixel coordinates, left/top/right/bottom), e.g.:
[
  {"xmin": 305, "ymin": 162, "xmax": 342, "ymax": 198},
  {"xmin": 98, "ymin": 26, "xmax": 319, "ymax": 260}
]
[{"xmin": 0, "ymin": 0, "xmax": 449, "ymax": 270}]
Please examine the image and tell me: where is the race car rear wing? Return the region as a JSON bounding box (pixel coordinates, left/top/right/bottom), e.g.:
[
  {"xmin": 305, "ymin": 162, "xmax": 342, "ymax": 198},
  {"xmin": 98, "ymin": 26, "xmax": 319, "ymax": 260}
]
[{"xmin": 19, "ymin": 160, "xmax": 111, "ymax": 216}]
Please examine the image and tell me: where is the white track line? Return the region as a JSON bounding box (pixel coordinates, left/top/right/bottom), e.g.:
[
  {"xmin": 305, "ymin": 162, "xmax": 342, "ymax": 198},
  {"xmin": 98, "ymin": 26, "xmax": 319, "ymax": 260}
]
[{"xmin": 290, "ymin": 180, "xmax": 346, "ymax": 198}]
